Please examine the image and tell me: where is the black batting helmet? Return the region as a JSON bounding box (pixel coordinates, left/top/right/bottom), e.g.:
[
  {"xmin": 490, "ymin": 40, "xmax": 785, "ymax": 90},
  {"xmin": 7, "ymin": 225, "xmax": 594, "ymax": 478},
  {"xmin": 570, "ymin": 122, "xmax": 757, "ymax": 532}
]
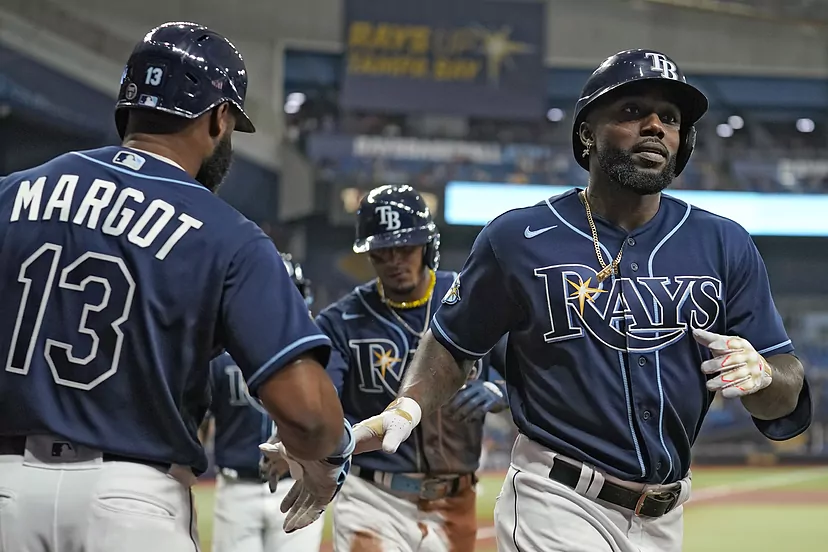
[
  {"xmin": 115, "ymin": 21, "xmax": 256, "ymax": 139},
  {"xmin": 573, "ymin": 49, "xmax": 708, "ymax": 176},
  {"xmin": 353, "ymin": 185, "xmax": 440, "ymax": 270},
  {"xmin": 280, "ymin": 252, "xmax": 313, "ymax": 307}
]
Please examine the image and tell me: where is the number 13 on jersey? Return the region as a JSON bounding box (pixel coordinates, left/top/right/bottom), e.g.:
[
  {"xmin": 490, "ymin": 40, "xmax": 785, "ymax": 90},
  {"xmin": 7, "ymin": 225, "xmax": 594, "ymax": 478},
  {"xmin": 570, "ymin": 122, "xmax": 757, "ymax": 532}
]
[{"xmin": 5, "ymin": 243, "xmax": 136, "ymax": 391}]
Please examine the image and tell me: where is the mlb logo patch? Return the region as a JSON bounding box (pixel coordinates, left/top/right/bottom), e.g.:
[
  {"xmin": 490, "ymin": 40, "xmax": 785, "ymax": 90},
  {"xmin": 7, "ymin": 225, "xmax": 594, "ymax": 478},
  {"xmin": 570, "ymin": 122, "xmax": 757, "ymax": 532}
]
[
  {"xmin": 51, "ymin": 441, "xmax": 76, "ymax": 458},
  {"xmin": 138, "ymin": 94, "xmax": 159, "ymax": 107},
  {"xmin": 112, "ymin": 151, "xmax": 146, "ymax": 171}
]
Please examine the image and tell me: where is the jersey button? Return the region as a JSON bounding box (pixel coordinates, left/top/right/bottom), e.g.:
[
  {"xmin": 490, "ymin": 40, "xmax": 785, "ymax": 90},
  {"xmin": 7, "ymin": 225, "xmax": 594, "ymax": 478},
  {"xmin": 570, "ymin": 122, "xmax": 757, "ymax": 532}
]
[
  {"xmin": 630, "ymin": 262, "xmax": 639, "ymax": 271},
  {"xmin": 642, "ymin": 410, "xmax": 651, "ymax": 420},
  {"xmin": 638, "ymin": 357, "xmax": 647, "ymax": 366},
  {"xmin": 656, "ymin": 462, "xmax": 663, "ymax": 470},
  {"xmin": 627, "ymin": 237, "xmax": 636, "ymax": 247}
]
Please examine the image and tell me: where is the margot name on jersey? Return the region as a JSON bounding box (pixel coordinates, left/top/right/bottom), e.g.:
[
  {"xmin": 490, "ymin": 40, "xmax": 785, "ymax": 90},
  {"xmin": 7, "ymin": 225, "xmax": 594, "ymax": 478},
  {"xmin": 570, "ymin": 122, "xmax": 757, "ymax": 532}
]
[{"xmin": 9, "ymin": 172, "xmax": 202, "ymax": 261}]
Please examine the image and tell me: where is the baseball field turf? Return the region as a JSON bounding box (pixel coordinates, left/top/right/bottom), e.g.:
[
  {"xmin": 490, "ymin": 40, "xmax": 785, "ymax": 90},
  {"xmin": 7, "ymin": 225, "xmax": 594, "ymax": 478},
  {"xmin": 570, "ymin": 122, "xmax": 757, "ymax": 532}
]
[{"xmin": 192, "ymin": 466, "xmax": 828, "ymax": 551}]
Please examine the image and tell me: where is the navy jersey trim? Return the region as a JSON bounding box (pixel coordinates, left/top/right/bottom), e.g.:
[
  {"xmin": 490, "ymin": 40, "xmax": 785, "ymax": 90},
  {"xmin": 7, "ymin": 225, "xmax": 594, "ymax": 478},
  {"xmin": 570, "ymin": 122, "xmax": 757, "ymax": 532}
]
[
  {"xmin": 546, "ymin": 195, "xmax": 644, "ymax": 476},
  {"xmin": 71, "ymin": 151, "xmax": 208, "ymax": 192},
  {"xmin": 545, "ymin": 196, "xmax": 614, "ymax": 262},
  {"xmin": 432, "ymin": 318, "xmax": 489, "ymax": 359},
  {"xmin": 758, "ymin": 340, "xmax": 793, "ymax": 355},
  {"xmin": 648, "ymin": 200, "xmax": 692, "ymax": 483},
  {"xmin": 247, "ymin": 334, "xmax": 332, "ymax": 391}
]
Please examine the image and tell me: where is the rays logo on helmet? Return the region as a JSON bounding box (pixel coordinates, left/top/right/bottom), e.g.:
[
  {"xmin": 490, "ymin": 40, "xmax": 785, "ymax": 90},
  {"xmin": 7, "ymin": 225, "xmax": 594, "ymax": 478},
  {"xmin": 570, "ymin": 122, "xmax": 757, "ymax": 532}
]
[
  {"xmin": 442, "ymin": 274, "xmax": 461, "ymax": 305},
  {"xmin": 375, "ymin": 205, "xmax": 401, "ymax": 231},
  {"xmin": 644, "ymin": 52, "xmax": 679, "ymax": 80}
]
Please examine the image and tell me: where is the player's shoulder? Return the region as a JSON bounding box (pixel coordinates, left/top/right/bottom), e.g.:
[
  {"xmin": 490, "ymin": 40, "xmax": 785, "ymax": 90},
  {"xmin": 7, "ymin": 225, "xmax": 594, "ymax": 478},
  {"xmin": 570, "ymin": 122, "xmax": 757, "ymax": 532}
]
[
  {"xmin": 478, "ymin": 188, "xmax": 580, "ymax": 244},
  {"xmin": 662, "ymin": 193, "xmax": 753, "ymax": 242},
  {"xmin": 435, "ymin": 269, "xmax": 459, "ymax": 284},
  {"xmin": 316, "ymin": 282, "xmax": 373, "ymax": 322}
]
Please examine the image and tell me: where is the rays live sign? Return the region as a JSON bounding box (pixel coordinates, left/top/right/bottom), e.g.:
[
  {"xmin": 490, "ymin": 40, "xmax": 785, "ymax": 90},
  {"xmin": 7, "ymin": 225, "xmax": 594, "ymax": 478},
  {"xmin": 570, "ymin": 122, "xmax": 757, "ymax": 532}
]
[{"xmin": 340, "ymin": 0, "xmax": 546, "ymax": 119}]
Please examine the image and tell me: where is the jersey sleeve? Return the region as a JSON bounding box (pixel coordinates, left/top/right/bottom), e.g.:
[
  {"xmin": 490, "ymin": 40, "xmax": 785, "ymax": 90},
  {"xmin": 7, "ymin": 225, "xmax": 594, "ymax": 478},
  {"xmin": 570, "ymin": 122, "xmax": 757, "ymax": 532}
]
[
  {"xmin": 315, "ymin": 311, "xmax": 351, "ymax": 395},
  {"xmin": 431, "ymin": 226, "xmax": 522, "ymax": 361},
  {"xmin": 725, "ymin": 228, "xmax": 811, "ymax": 439},
  {"xmin": 220, "ymin": 237, "xmax": 331, "ymax": 396},
  {"xmin": 725, "ymin": 232, "xmax": 792, "ymax": 356}
]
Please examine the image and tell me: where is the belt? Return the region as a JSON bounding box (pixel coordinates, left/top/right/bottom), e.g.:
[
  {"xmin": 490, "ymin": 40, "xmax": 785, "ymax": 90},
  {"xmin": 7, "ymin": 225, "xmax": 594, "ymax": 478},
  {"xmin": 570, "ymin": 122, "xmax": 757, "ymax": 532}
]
[
  {"xmin": 354, "ymin": 467, "xmax": 476, "ymax": 501},
  {"xmin": 548, "ymin": 460, "xmax": 680, "ymax": 518},
  {"xmin": 0, "ymin": 436, "xmax": 171, "ymax": 471}
]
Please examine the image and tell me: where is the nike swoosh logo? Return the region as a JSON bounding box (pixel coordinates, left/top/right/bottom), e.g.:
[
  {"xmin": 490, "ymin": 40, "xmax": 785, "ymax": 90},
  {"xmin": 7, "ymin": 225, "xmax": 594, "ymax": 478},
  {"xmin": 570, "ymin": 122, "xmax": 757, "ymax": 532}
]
[
  {"xmin": 524, "ymin": 225, "xmax": 557, "ymax": 238},
  {"xmin": 341, "ymin": 312, "xmax": 364, "ymax": 320}
]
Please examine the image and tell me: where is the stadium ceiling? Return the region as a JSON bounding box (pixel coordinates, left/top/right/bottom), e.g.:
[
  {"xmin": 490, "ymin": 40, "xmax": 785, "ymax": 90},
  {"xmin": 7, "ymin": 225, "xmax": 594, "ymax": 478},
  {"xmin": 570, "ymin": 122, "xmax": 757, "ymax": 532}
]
[{"xmin": 639, "ymin": 0, "xmax": 828, "ymax": 24}]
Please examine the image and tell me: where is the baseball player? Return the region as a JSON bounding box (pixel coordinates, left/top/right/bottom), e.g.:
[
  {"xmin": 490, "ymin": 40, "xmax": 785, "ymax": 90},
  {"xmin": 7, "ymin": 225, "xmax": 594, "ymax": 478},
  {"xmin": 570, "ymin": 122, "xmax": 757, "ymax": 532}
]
[
  {"xmin": 0, "ymin": 22, "xmax": 352, "ymax": 552},
  {"xmin": 315, "ymin": 184, "xmax": 508, "ymax": 552},
  {"xmin": 351, "ymin": 50, "xmax": 812, "ymax": 552},
  {"xmin": 206, "ymin": 252, "xmax": 325, "ymax": 552}
]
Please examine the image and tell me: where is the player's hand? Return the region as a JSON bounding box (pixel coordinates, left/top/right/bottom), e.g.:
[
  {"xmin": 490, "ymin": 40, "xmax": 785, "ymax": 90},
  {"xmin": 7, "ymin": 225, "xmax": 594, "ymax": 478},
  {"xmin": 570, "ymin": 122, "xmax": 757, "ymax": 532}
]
[
  {"xmin": 259, "ymin": 432, "xmax": 290, "ymax": 493},
  {"xmin": 445, "ymin": 380, "xmax": 507, "ymax": 423},
  {"xmin": 259, "ymin": 420, "xmax": 354, "ymax": 533},
  {"xmin": 351, "ymin": 397, "xmax": 422, "ymax": 455},
  {"xmin": 693, "ymin": 328, "xmax": 772, "ymax": 398}
]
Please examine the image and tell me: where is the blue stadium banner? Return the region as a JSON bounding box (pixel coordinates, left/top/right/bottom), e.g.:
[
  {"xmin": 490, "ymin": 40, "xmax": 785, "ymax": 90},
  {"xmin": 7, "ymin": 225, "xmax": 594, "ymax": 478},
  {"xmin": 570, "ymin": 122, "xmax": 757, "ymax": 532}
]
[{"xmin": 340, "ymin": 0, "xmax": 546, "ymax": 119}]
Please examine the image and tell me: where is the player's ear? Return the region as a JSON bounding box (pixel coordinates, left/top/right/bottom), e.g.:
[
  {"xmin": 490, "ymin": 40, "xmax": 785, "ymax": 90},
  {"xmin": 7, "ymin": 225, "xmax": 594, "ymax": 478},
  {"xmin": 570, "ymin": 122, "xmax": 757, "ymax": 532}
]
[
  {"xmin": 209, "ymin": 103, "xmax": 234, "ymax": 140},
  {"xmin": 578, "ymin": 121, "xmax": 594, "ymax": 148}
]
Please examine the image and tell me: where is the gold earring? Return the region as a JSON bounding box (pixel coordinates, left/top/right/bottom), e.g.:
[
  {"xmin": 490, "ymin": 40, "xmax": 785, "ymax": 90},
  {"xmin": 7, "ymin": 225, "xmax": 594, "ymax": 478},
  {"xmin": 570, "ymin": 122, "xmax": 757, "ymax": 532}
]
[{"xmin": 582, "ymin": 139, "xmax": 593, "ymax": 158}]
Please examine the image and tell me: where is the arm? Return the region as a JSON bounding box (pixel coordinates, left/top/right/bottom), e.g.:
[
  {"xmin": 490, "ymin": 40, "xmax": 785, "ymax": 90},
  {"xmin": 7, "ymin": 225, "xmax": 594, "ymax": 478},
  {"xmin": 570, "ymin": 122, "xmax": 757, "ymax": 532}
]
[
  {"xmin": 741, "ymin": 353, "xmax": 804, "ymax": 420},
  {"xmin": 220, "ymin": 236, "xmax": 347, "ymax": 461},
  {"xmin": 695, "ymin": 229, "xmax": 810, "ymax": 440},
  {"xmin": 398, "ymin": 329, "xmax": 475, "ymax": 417}
]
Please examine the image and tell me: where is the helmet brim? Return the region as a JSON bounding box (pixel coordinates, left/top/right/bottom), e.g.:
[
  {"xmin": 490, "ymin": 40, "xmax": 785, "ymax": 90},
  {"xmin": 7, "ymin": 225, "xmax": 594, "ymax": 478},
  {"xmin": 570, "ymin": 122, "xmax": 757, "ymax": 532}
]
[
  {"xmin": 572, "ymin": 77, "xmax": 708, "ymax": 170},
  {"xmin": 353, "ymin": 225, "xmax": 437, "ymax": 254}
]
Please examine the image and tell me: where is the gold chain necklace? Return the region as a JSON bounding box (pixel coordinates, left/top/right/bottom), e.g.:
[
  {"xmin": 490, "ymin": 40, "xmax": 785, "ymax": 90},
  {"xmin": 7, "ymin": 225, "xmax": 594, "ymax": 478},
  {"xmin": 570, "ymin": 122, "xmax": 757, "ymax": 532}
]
[
  {"xmin": 376, "ymin": 269, "xmax": 436, "ymax": 309},
  {"xmin": 386, "ymin": 292, "xmax": 433, "ymax": 339},
  {"xmin": 580, "ymin": 190, "xmax": 624, "ymax": 283}
]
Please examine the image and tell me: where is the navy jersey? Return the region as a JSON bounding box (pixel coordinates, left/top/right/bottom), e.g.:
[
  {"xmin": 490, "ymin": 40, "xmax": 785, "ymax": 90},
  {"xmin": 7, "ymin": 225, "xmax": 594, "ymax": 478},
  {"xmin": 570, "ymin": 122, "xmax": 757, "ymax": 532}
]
[
  {"xmin": 432, "ymin": 188, "xmax": 811, "ymax": 484},
  {"xmin": 0, "ymin": 146, "xmax": 330, "ymax": 474},
  {"xmin": 208, "ymin": 352, "xmax": 273, "ymax": 476},
  {"xmin": 316, "ymin": 271, "xmax": 501, "ymax": 475}
]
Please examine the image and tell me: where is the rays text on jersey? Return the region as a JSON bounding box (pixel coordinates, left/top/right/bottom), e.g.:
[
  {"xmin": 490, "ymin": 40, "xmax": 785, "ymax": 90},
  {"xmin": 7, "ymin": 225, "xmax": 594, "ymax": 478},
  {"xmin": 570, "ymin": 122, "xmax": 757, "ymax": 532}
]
[
  {"xmin": 535, "ymin": 263, "xmax": 722, "ymax": 353},
  {"xmin": 9, "ymin": 175, "xmax": 203, "ymax": 261}
]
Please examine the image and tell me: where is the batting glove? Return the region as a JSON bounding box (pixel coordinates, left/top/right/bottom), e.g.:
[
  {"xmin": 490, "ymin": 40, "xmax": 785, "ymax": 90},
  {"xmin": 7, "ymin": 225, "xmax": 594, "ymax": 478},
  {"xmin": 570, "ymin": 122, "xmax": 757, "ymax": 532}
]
[
  {"xmin": 351, "ymin": 397, "xmax": 422, "ymax": 455},
  {"xmin": 259, "ymin": 420, "xmax": 355, "ymax": 533},
  {"xmin": 259, "ymin": 431, "xmax": 290, "ymax": 493},
  {"xmin": 445, "ymin": 380, "xmax": 507, "ymax": 423},
  {"xmin": 693, "ymin": 328, "xmax": 773, "ymax": 398}
]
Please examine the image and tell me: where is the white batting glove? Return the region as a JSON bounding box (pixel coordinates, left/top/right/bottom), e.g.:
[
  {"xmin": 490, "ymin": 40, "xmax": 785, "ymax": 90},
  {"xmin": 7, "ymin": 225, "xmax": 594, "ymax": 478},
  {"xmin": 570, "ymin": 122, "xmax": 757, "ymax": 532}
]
[
  {"xmin": 693, "ymin": 328, "xmax": 773, "ymax": 398},
  {"xmin": 351, "ymin": 397, "xmax": 422, "ymax": 455},
  {"xmin": 259, "ymin": 431, "xmax": 289, "ymax": 493}
]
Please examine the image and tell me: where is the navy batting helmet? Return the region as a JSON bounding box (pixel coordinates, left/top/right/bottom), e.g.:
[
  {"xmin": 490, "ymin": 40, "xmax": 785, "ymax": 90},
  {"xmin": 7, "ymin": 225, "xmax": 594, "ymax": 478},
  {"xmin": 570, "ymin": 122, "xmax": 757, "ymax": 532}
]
[
  {"xmin": 115, "ymin": 21, "xmax": 256, "ymax": 139},
  {"xmin": 280, "ymin": 252, "xmax": 313, "ymax": 307},
  {"xmin": 573, "ymin": 49, "xmax": 708, "ymax": 176},
  {"xmin": 353, "ymin": 185, "xmax": 440, "ymax": 270}
]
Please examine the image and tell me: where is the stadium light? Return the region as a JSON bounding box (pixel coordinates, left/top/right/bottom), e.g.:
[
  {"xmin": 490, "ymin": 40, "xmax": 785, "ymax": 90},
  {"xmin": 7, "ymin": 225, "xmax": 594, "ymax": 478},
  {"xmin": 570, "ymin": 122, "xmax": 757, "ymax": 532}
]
[
  {"xmin": 796, "ymin": 118, "xmax": 815, "ymax": 133},
  {"xmin": 286, "ymin": 92, "xmax": 306, "ymax": 106},
  {"xmin": 546, "ymin": 108, "xmax": 565, "ymax": 122},
  {"xmin": 727, "ymin": 115, "xmax": 744, "ymax": 130},
  {"xmin": 716, "ymin": 123, "xmax": 734, "ymax": 138}
]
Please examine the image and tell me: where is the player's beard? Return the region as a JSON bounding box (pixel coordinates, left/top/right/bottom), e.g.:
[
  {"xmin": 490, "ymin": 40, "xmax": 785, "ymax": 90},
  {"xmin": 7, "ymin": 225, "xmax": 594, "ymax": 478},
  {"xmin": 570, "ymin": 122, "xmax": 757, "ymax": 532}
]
[
  {"xmin": 196, "ymin": 134, "xmax": 233, "ymax": 193},
  {"xmin": 596, "ymin": 141, "xmax": 677, "ymax": 196}
]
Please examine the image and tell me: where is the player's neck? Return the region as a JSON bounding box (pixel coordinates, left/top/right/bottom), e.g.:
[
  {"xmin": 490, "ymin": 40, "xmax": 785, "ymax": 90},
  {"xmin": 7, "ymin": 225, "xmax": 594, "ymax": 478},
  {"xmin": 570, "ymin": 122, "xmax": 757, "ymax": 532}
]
[
  {"xmin": 122, "ymin": 136, "xmax": 200, "ymax": 177},
  {"xmin": 584, "ymin": 179, "xmax": 661, "ymax": 233}
]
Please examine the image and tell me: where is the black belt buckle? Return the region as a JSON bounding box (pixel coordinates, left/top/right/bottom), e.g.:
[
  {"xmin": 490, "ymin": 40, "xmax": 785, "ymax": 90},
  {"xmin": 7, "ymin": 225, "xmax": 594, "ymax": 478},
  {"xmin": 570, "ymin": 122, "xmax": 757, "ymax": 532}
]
[
  {"xmin": 419, "ymin": 477, "xmax": 451, "ymax": 501},
  {"xmin": 634, "ymin": 488, "xmax": 680, "ymax": 518}
]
